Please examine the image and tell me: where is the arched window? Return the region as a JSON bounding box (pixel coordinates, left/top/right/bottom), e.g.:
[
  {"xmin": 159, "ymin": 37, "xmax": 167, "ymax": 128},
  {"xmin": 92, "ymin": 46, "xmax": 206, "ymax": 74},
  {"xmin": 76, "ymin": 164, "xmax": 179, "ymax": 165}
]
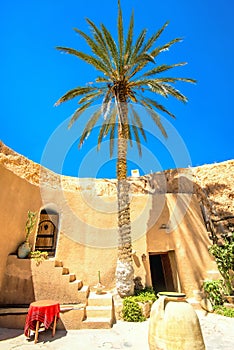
[{"xmin": 35, "ymin": 208, "xmax": 59, "ymax": 256}]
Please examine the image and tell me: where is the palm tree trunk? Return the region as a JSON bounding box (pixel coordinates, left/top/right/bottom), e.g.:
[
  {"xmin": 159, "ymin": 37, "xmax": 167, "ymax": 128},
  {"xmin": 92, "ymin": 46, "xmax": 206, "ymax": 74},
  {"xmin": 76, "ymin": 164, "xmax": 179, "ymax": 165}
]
[{"xmin": 115, "ymin": 88, "xmax": 134, "ymax": 297}]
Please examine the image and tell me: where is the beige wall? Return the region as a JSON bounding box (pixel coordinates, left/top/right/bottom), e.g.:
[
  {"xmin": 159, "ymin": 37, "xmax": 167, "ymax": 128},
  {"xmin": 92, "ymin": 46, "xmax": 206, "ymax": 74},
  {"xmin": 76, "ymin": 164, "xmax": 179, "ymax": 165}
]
[
  {"xmin": 0, "ymin": 165, "xmax": 42, "ymax": 290},
  {"xmin": 0, "ymin": 159, "xmax": 216, "ymax": 303}
]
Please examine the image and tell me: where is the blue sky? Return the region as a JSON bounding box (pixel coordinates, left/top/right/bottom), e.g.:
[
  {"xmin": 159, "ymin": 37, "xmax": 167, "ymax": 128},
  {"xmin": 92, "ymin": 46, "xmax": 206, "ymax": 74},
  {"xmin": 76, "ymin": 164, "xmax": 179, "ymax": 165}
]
[{"xmin": 1, "ymin": 0, "xmax": 233, "ymax": 178}]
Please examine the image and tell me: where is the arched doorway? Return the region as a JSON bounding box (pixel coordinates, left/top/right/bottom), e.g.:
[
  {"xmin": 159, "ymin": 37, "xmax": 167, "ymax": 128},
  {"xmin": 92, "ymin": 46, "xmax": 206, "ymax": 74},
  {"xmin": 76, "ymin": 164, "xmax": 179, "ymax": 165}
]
[{"xmin": 35, "ymin": 208, "xmax": 59, "ymax": 257}]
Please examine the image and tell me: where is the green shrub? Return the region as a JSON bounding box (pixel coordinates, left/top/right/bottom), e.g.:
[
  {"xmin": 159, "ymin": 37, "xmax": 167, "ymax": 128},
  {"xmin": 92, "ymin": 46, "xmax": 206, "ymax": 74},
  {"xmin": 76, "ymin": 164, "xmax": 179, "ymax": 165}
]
[
  {"xmin": 134, "ymin": 287, "xmax": 157, "ymax": 303},
  {"xmin": 209, "ymin": 235, "xmax": 234, "ymax": 296},
  {"xmin": 213, "ymin": 305, "xmax": 234, "ymax": 318},
  {"xmin": 203, "ymin": 280, "xmax": 224, "ymax": 306},
  {"xmin": 122, "ymin": 287, "xmax": 157, "ymax": 322},
  {"xmin": 122, "ymin": 298, "xmax": 146, "ymax": 322}
]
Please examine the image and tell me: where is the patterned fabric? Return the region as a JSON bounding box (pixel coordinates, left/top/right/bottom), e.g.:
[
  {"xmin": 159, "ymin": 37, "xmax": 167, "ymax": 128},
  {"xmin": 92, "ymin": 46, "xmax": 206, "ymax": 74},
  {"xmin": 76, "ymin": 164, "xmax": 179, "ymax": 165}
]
[{"xmin": 24, "ymin": 300, "xmax": 60, "ymax": 337}]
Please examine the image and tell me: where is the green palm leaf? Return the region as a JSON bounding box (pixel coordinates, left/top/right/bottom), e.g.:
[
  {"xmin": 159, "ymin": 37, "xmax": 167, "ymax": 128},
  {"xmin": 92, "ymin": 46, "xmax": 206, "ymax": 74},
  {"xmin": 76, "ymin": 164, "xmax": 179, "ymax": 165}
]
[
  {"xmin": 56, "ymin": 46, "xmax": 110, "ymax": 75},
  {"xmin": 78, "ymin": 90, "xmax": 103, "ymax": 104},
  {"xmin": 68, "ymin": 101, "xmax": 93, "ymax": 128},
  {"xmin": 143, "ymin": 62, "xmax": 187, "ymax": 77},
  {"xmin": 141, "ymin": 96, "xmax": 176, "ymax": 119},
  {"xmin": 101, "ymin": 24, "xmax": 119, "ymax": 73},
  {"xmin": 55, "ymin": 86, "xmax": 97, "ymax": 106},
  {"xmin": 160, "ymin": 84, "xmax": 188, "ymax": 102},
  {"xmin": 130, "ymin": 105, "xmax": 147, "ymax": 141},
  {"xmin": 118, "ymin": 0, "xmax": 124, "ymax": 74},
  {"xmin": 124, "ymin": 10, "xmax": 134, "ymax": 64},
  {"xmin": 79, "ymin": 109, "xmax": 102, "ymax": 148},
  {"xmin": 131, "ymin": 123, "xmax": 142, "ymax": 156},
  {"xmin": 86, "ymin": 18, "xmax": 109, "ymax": 56},
  {"xmin": 142, "ymin": 21, "xmax": 169, "ymax": 53},
  {"xmin": 151, "ymin": 38, "xmax": 182, "ymax": 58},
  {"xmin": 73, "ymin": 28, "xmax": 113, "ymax": 71}
]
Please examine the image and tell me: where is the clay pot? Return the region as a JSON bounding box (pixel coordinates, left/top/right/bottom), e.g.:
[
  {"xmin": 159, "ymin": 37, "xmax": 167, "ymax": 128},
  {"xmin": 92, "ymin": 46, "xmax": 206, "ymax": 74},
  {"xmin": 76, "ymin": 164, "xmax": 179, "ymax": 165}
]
[
  {"xmin": 148, "ymin": 292, "xmax": 206, "ymax": 350},
  {"xmin": 17, "ymin": 241, "xmax": 31, "ymax": 258}
]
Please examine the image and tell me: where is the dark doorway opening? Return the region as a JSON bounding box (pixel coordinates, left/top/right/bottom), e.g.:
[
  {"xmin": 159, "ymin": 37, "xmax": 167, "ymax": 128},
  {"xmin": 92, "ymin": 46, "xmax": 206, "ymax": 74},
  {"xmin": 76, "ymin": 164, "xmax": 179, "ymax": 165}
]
[{"xmin": 149, "ymin": 253, "xmax": 176, "ymax": 294}]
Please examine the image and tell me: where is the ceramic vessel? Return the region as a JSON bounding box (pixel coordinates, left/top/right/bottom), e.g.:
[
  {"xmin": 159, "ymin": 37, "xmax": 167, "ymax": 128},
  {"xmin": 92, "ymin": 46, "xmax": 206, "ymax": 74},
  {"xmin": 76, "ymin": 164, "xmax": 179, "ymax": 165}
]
[
  {"xmin": 17, "ymin": 241, "xmax": 31, "ymax": 258},
  {"xmin": 148, "ymin": 291, "xmax": 206, "ymax": 350}
]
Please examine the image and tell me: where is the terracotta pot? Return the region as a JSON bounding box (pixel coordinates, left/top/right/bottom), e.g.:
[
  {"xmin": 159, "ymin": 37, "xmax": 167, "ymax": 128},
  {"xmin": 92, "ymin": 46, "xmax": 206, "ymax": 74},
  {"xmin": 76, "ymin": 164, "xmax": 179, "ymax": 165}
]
[
  {"xmin": 17, "ymin": 241, "xmax": 31, "ymax": 258},
  {"xmin": 148, "ymin": 292, "xmax": 206, "ymax": 350}
]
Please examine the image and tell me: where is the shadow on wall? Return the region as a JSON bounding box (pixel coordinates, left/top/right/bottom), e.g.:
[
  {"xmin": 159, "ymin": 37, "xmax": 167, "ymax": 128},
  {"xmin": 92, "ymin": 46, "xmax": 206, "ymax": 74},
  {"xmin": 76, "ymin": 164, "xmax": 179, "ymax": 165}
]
[{"xmin": 142, "ymin": 172, "xmax": 230, "ymax": 295}]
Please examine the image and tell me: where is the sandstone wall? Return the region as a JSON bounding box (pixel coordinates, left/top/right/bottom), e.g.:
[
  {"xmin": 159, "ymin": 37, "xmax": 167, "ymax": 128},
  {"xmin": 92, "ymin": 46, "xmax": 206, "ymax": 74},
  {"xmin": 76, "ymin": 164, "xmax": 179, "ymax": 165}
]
[{"xmin": 1, "ymin": 142, "xmax": 231, "ymax": 302}]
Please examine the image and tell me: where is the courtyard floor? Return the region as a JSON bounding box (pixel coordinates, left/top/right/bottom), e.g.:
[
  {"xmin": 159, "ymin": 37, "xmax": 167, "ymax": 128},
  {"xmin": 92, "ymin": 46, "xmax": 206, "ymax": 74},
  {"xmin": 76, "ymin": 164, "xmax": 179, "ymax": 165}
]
[{"xmin": 0, "ymin": 310, "xmax": 234, "ymax": 349}]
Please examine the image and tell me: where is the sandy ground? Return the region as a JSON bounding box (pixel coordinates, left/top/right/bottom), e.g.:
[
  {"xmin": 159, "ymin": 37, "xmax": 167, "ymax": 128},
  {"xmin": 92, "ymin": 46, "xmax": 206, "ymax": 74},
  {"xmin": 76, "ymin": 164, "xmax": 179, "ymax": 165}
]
[{"xmin": 0, "ymin": 310, "xmax": 234, "ymax": 350}]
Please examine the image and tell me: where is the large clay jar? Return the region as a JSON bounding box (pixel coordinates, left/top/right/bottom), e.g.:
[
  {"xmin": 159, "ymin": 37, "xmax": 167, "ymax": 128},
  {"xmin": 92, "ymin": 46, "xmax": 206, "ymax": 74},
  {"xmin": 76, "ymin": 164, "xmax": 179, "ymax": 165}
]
[
  {"xmin": 17, "ymin": 241, "xmax": 31, "ymax": 258},
  {"xmin": 148, "ymin": 292, "xmax": 206, "ymax": 350}
]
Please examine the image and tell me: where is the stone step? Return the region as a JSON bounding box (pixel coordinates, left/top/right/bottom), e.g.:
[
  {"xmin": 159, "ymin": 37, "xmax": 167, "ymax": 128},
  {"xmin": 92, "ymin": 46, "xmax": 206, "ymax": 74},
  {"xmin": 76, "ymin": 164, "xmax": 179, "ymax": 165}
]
[
  {"xmin": 54, "ymin": 260, "xmax": 63, "ymax": 267},
  {"xmin": 88, "ymin": 292, "xmax": 113, "ymax": 306},
  {"xmin": 81, "ymin": 317, "xmax": 113, "ymax": 329},
  {"xmin": 69, "ymin": 273, "xmax": 76, "ymax": 282},
  {"xmin": 62, "ymin": 267, "xmax": 69, "ymax": 275},
  {"xmin": 86, "ymin": 305, "xmax": 112, "ymax": 318},
  {"xmin": 69, "ymin": 279, "xmax": 83, "ymax": 290},
  {"xmin": 77, "ymin": 285, "xmax": 90, "ymax": 304}
]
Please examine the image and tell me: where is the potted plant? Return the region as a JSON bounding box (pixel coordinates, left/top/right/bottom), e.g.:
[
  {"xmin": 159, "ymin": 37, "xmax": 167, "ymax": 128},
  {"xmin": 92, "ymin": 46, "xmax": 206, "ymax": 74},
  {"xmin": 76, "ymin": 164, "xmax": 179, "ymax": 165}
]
[
  {"xmin": 94, "ymin": 271, "xmax": 105, "ymax": 294},
  {"xmin": 17, "ymin": 211, "xmax": 37, "ymax": 258}
]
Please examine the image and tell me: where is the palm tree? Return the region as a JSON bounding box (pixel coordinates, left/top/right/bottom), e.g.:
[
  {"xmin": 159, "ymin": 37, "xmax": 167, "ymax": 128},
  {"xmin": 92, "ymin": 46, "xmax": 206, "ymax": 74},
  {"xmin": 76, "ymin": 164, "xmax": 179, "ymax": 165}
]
[{"xmin": 55, "ymin": 0, "xmax": 196, "ymax": 297}]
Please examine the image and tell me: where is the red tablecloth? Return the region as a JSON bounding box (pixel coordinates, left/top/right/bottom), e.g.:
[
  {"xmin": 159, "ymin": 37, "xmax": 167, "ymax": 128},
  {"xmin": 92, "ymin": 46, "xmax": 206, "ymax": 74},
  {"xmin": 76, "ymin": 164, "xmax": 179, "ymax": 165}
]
[{"xmin": 24, "ymin": 300, "xmax": 60, "ymax": 337}]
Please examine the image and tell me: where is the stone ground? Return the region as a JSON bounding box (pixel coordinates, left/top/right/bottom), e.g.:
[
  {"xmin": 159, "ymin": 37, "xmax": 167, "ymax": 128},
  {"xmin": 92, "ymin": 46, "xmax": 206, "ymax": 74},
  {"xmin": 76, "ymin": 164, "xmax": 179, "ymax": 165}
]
[{"xmin": 0, "ymin": 311, "xmax": 234, "ymax": 349}]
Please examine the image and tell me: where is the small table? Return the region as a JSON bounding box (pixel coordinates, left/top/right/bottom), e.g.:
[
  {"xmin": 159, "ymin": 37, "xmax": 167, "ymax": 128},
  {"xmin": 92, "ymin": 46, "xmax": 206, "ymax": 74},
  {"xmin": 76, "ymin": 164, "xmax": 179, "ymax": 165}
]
[{"xmin": 24, "ymin": 299, "xmax": 60, "ymax": 343}]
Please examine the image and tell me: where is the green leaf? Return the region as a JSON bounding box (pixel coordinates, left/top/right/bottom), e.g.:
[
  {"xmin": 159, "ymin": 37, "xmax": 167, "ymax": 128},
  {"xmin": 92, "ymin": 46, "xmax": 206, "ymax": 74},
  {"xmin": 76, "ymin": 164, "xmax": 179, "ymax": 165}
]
[
  {"xmin": 68, "ymin": 101, "xmax": 93, "ymax": 128},
  {"xmin": 54, "ymin": 86, "xmax": 97, "ymax": 106}
]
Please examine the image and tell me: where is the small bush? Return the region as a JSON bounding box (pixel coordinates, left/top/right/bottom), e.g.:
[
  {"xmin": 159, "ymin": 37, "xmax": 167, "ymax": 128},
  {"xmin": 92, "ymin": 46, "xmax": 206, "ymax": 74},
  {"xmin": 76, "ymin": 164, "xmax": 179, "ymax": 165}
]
[
  {"xmin": 203, "ymin": 280, "xmax": 224, "ymax": 306},
  {"xmin": 122, "ymin": 298, "xmax": 146, "ymax": 322},
  {"xmin": 122, "ymin": 287, "xmax": 157, "ymax": 322},
  {"xmin": 213, "ymin": 305, "xmax": 234, "ymax": 318}
]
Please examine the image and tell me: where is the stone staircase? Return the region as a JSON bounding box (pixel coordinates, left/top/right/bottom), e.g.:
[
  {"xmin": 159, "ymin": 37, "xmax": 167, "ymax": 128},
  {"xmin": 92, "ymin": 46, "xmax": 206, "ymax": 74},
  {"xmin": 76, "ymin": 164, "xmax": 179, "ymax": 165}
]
[
  {"xmin": 0, "ymin": 256, "xmax": 115, "ymax": 330},
  {"xmin": 81, "ymin": 292, "xmax": 115, "ymax": 329}
]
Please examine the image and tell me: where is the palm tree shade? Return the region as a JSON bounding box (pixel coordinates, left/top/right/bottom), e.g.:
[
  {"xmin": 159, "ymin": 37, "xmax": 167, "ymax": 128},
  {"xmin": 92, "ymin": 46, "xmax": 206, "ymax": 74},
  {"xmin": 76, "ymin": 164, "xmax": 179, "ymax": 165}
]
[{"xmin": 55, "ymin": 0, "xmax": 196, "ymax": 297}]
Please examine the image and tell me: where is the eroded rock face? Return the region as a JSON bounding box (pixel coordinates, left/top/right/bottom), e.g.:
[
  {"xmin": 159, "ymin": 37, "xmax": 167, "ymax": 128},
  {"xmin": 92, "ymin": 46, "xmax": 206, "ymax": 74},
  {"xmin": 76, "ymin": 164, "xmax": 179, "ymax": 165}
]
[
  {"xmin": 0, "ymin": 141, "xmax": 233, "ymax": 239},
  {"xmin": 115, "ymin": 260, "xmax": 134, "ymax": 297}
]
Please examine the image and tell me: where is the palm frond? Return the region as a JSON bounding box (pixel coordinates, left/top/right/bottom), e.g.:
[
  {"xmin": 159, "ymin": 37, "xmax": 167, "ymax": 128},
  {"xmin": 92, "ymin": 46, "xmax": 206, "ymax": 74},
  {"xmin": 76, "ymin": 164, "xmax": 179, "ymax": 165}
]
[
  {"xmin": 73, "ymin": 28, "xmax": 113, "ymax": 71},
  {"xmin": 127, "ymin": 28, "xmax": 147, "ymax": 66},
  {"xmin": 68, "ymin": 101, "xmax": 93, "ymax": 128},
  {"xmin": 78, "ymin": 90, "xmax": 104, "ymax": 104},
  {"xmin": 118, "ymin": 0, "xmax": 124, "ymax": 74},
  {"xmin": 54, "ymin": 86, "xmax": 97, "ymax": 106},
  {"xmin": 56, "ymin": 46, "xmax": 110, "ymax": 75},
  {"xmin": 130, "ymin": 105, "xmax": 147, "ymax": 141},
  {"xmin": 134, "ymin": 52, "xmax": 155, "ymax": 64},
  {"xmin": 143, "ymin": 62, "xmax": 187, "ymax": 78},
  {"xmin": 102, "ymin": 90, "xmax": 113, "ymax": 119},
  {"xmin": 109, "ymin": 108, "xmax": 118, "ymax": 156},
  {"xmin": 78, "ymin": 109, "xmax": 102, "ymax": 148},
  {"xmin": 124, "ymin": 10, "xmax": 134, "ymax": 64},
  {"xmin": 141, "ymin": 96, "xmax": 175, "ymax": 118},
  {"xmin": 97, "ymin": 106, "xmax": 117, "ymax": 153},
  {"xmin": 148, "ymin": 109, "xmax": 168, "ymax": 138},
  {"xmin": 131, "ymin": 79, "xmax": 168, "ymax": 97},
  {"xmin": 155, "ymin": 77, "xmax": 197, "ymax": 84},
  {"xmin": 160, "ymin": 84, "xmax": 188, "ymax": 102},
  {"xmin": 151, "ymin": 38, "xmax": 182, "ymax": 58},
  {"xmin": 86, "ymin": 18, "xmax": 109, "ymax": 55},
  {"xmin": 142, "ymin": 21, "xmax": 169, "ymax": 53},
  {"xmin": 101, "ymin": 24, "xmax": 119, "ymax": 72},
  {"xmin": 131, "ymin": 123, "xmax": 142, "ymax": 156},
  {"xmin": 96, "ymin": 76, "xmax": 111, "ymax": 83}
]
